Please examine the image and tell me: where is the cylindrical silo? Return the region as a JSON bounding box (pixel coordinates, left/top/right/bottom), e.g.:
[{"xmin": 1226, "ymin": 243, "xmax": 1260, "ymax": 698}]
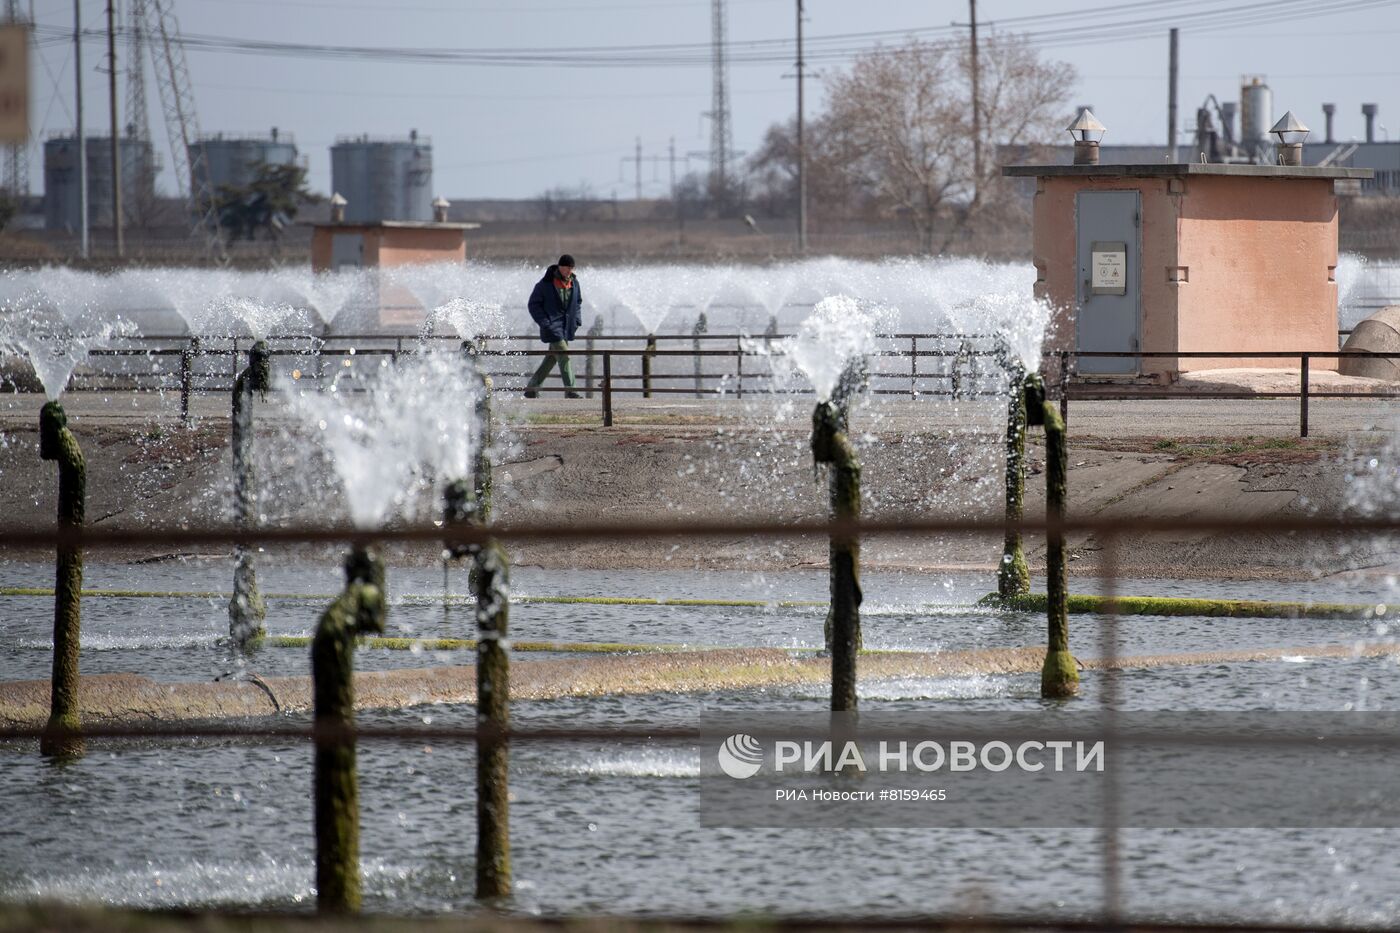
[
  {"xmin": 190, "ymin": 128, "xmax": 300, "ymax": 194},
  {"xmin": 1239, "ymin": 76, "xmax": 1272, "ymax": 158},
  {"xmin": 44, "ymin": 134, "xmax": 158, "ymax": 231},
  {"xmin": 329, "ymin": 131, "xmax": 433, "ymax": 223}
]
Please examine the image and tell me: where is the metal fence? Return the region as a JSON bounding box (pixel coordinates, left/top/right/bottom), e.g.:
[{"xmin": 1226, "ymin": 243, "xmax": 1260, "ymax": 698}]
[{"xmin": 32, "ymin": 332, "xmax": 1400, "ymax": 437}]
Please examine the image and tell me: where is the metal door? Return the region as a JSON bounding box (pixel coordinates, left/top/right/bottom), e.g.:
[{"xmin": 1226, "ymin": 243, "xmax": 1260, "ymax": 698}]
[
  {"xmin": 1075, "ymin": 190, "xmax": 1141, "ymax": 374},
  {"xmin": 331, "ymin": 232, "xmax": 364, "ymax": 271}
]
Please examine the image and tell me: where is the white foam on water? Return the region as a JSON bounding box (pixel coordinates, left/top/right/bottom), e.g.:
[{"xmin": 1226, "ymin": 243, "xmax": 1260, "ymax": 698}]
[{"xmin": 552, "ymin": 748, "xmax": 701, "ymax": 779}]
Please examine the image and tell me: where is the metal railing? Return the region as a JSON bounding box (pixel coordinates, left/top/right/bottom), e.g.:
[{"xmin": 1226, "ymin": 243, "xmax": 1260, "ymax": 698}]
[{"xmin": 9, "ymin": 333, "xmax": 1400, "ymax": 439}]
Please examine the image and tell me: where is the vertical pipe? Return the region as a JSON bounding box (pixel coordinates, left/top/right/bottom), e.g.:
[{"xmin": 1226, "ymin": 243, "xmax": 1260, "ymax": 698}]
[
  {"xmin": 313, "ymin": 545, "xmax": 386, "ymax": 915},
  {"xmin": 736, "ymin": 337, "xmax": 744, "ymax": 399},
  {"xmin": 1300, "ymin": 354, "xmax": 1310, "ymax": 438},
  {"xmin": 1167, "ymin": 28, "xmax": 1180, "ymax": 163},
  {"xmin": 39, "ymin": 401, "xmax": 85, "ymax": 760},
  {"xmin": 474, "ymin": 538, "xmax": 511, "ymax": 899},
  {"xmin": 584, "ymin": 316, "xmax": 602, "ymax": 399},
  {"xmin": 106, "ymin": 0, "xmax": 122, "ymax": 257},
  {"xmin": 601, "ymin": 351, "xmax": 613, "ymax": 427},
  {"xmin": 812, "ymin": 399, "xmax": 861, "ymax": 711},
  {"xmin": 999, "ymin": 359, "xmax": 1030, "ymax": 598},
  {"xmin": 795, "ymin": 0, "xmax": 807, "ymax": 252},
  {"xmin": 1035, "ymin": 377, "xmax": 1078, "ymax": 699},
  {"xmin": 74, "ymin": 0, "xmax": 88, "ymax": 259},
  {"xmin": 229, "ymin": 341, "xmax": 270, "ymax": 647}
]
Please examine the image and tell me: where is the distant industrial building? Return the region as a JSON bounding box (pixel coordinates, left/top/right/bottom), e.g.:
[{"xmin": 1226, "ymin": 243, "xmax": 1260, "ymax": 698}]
[
  {"xmin": 1002, "ymin": 79, "xmax": 1400, "ymax": 197},
  {"xmin": 329, "ymin": 131, "xmax": 432, "ymax": 223},
  {"xmin": 189, "ymin": 128, "xmax": 299, "ymax": 193},
  {"xmin": 43, "ymin": 134, "xmax": 158, "ymax": 231}
]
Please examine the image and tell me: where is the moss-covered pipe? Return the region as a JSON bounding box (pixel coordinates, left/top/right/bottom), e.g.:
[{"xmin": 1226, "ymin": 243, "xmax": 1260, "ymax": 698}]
[
  {"xmin": 38, "ymin": 401, "xmax": 85, "ymax": 760},
  {"xmin": 474, "ymin": 537, "xmax": 511, "ymax": 900},
  {"xmin": 1025, "ymin": 374, "xmax": 1078, "ymax": 699},
  {"xmin": 312, "ymin": 545, "xmax": 386, "ymax": 915},
  {"xmin": 998, "ymin": 358, "xmax": 1030, "ymax": 598},
  {"xmin": 229, "ymin": 340, "xmax": 271, "ymax": 648},
  {"xmin": 812, "ymin": 399, "xmax": 862, "ymax": 713}
]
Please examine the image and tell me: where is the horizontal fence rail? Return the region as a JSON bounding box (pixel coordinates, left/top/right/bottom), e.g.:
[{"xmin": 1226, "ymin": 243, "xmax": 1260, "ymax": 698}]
[{"xmin": 5, "ymin": 332, "xmax": 1399, "ymax": 436}]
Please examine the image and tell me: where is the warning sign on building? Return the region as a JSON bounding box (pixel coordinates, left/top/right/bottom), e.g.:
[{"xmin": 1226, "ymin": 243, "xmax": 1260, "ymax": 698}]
[
  {"xmin": 1090, "ymin": 241, "xmax": 1127, "ymax": 295},
  {"xmin": 0, "ymin": 24, "xmax": 29, "ymax": 143}
]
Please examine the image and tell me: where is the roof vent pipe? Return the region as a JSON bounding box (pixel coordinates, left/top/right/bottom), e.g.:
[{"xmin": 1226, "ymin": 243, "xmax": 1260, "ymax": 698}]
[{"xmin": 1322, "ymin": 104, "xmax": 1335, "ymax": 145}]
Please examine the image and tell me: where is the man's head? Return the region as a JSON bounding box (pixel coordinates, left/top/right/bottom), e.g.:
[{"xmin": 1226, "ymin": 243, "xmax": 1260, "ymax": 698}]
[{"xmin": 557, "ymin": 254, "xmax": 575, "ymax": 278}]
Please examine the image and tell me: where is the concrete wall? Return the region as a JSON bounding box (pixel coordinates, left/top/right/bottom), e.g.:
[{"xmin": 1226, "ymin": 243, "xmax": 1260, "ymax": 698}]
[{"xmin": 1174, "ymin": 175, "xmax": 1338, "ymax": 370}]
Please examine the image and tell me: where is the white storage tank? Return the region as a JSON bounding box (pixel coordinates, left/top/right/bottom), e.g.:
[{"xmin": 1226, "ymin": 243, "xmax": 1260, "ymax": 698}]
[
  {"xmin": 1239, "ymin": 76, "xmax": 1273, "ymax": 160},
  {"xmin": 190, "ymin": 128, "xmax": 300, "ymax": 194}
]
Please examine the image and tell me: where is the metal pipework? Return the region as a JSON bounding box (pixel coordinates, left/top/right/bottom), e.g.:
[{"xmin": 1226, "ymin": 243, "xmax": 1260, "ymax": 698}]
[
  {"xmin": 312, "ymin": 545, "xmax": 386, "ymax": 914},
  {"xmin": 1025, "ymin": 374, "xmax": 1079, "ymax": 699},
  {"xmin": 812, "ymin": 388, "xmax": 862, "ymax": 713},
  {"xmin": 38, "ymin": 400, "xmax": 86, "ymax": 760},
  {"xmin": 229, "ymin": 340, "xmax": 271, "ymax": 648}
]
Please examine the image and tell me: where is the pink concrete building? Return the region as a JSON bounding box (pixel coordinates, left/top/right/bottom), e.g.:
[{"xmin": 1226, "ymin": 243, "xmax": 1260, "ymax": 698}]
[
  {"xmin": 1000, "ymin": 163, "xmax": 1371, "ymax": 381},
  {"xmin": 310, "ymin": 200, "xmax": 479, "ymax": 331}
]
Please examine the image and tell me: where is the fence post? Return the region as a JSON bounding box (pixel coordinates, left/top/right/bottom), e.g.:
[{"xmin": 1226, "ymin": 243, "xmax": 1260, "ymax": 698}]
[
  {"xmin": 602, "ymin": 351, "xmax": 614, "ymax": 427},
  {"xmin": 736, "ymin": 338, "xmax": 744, "ymax": 399},
  {"xmin": 179, "ymin": 338, "xmax": 196, "ymax": 424},
  {"xmin": 1059, "ymin": 351, "xmax": 1070, "ymax": 426},
  {"xmin": 909, "ymin": 336, "xmax": 917, "ymax": 398},
  {"xmin": 394, "ymin": 337, "xmax": 403, "ymax": 363},
  {"xmin": 231, "ymin": 336, "xmax": 239, "ymax": 382},
  {"xmin": 474, "ymin": 540, "xmax": 511, "ymax": 899},
  {"xmin": 642, "ymin": 334, "xmax": 656, "ymax": 399},
  {"xmin": 693, "ymin": 313, "xmax": 708, "ymax": 398},
  {"xmin": 1300, "ymin": 354, "xmax": 1310, "ymax": 438}
]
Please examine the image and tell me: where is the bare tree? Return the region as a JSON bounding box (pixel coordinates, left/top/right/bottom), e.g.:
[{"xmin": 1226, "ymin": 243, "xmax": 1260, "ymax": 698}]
[{"xmin": 810, "ymin": 34, "xmax": 1074, "ymax": 253}]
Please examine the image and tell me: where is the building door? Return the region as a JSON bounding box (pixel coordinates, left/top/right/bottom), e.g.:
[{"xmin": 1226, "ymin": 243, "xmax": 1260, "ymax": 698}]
[
  {"xmin": 1075, "ymin": 190, "xmax": 1141, "ymax": 375},
  {"xmin": 331, "ymin": 232, "xmax": 364, "ymax": 271}
]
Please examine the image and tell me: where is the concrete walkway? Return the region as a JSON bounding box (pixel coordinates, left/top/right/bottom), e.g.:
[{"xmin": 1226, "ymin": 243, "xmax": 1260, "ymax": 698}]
[{"xmin": 2, "ymin": 390, "xmax": 1394, "ymax": 439}]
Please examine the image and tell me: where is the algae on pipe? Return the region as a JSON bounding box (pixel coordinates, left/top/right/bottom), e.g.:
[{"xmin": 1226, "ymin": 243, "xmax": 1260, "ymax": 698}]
[
  {"xmin": 998, "ymin": 353, "xmax": 1031, "ymax": 599},
  {"xmin": 312, "ymin": 545, "xmax": 386, "ymax": 914},
  {"xmin": 229, "ymin": 340, "xmax": 271, "ymax": 648},
  {"xmin": 812, "ymin": 394, "xmax": 862, "ymax": 713},
  {"xmin": 1025, "ymin": 373, "xmax": 1078, "ymax": 699},
  {"xmin": 38, "ymin": 400, "xmax": 86, "ymax": 760}
]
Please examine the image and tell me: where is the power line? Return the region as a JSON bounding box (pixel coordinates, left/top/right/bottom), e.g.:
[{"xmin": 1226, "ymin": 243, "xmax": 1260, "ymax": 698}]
[{"xmin": 34, "ymin": 0, "xmax": 1398, "ymax": 68}]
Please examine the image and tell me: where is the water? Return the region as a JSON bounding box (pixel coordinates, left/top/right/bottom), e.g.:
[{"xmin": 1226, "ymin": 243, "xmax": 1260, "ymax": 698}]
[{"xmin": 1, "ymin": 556, "xmax": 1399, "ymax": 921}]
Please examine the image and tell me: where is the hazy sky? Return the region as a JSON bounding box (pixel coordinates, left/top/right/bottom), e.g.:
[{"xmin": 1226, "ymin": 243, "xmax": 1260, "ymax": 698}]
[{"xmin": 26, "ymin": 0, "xmax": 1400, "ymax": 200}]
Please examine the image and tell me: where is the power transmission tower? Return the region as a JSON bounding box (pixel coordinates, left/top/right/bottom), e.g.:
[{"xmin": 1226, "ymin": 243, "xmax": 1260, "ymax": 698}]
[
  {"xmin": 1, "ymin": 0, "xmax": 28, "ymax": 198},
  {"xmin": 707, "ymin": 0, "xmax": 733, "ymax": 205},
  {"xmin": 139, "ymin": 0, "xmax": 224, "ymax": 259},
  {"xmin": 125, "ymin": 0, "xmax": 150, "ymax": 145}
]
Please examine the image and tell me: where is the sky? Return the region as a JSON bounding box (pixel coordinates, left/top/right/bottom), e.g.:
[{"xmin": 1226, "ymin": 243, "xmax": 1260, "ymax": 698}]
[{"xmin": 23, "ymin": 0, "xmax": 1400, "ymax": 201}]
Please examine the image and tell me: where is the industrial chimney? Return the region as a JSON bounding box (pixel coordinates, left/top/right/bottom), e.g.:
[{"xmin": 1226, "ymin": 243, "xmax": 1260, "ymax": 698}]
[
  {"xmin": 1362, "ymin": 104, "xmax": 1378, "ymax": 143},
  {"xmin": 1322, "ymin": 103, "xmax": 1336, "ymax": 144}
]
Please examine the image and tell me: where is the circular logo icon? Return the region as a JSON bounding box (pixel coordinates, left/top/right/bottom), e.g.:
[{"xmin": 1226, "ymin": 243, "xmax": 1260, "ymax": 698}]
[{"xmin": 717, "ymin": 733, "xmax": 764, "ymax": 779}]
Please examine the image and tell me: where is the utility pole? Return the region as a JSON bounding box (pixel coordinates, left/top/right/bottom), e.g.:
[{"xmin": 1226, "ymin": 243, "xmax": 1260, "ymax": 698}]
[
  {"xmin": 1167, "ymin": 28, "xmax": 1179, "ymax": 163},
  {"xmin": 107, "ymin": 0, "xmax": 123, "ymax": 257},
  {"xmin": 795, "ymin": 0, "xmax": 807, "ymax": 252},
  {"xmin": 74, "ymin": 0, "xmax": 87, "ymax": 258},
  {"xmin": 969, "ymin": 0, "xmax": 981, "ymax": 201},
  {"xmin": 708, "ymin": 0, "xmax": 733, "ymax": 205}
]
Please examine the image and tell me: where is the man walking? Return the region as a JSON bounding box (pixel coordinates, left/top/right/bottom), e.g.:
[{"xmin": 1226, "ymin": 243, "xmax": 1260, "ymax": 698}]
[{"xmin": 525, "ymin": 254, "xmax": 583, "ymax": 398}]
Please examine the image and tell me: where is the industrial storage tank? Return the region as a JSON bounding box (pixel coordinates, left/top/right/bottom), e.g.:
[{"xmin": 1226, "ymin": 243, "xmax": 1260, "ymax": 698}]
[
  {"xmin": 43, "ymin": 134, "xmax": 158, "ymax": 231},
  {"xmin": 329, "ymin": 131, "xmax": 432, "ymax": 223},
  {"xmin": 190, "ymin": 127, "xmax": 299, "ymax": 194},
  {"xmin": 1239, "ymin": 76, "xmax": 1273, "ymax": 160}
]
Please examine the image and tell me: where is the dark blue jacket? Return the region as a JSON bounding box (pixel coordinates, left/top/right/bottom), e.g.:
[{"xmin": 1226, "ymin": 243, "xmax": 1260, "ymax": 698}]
[{"xmin": 527, "ymin": 265, "xmax": 582, "ymax": 344}]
